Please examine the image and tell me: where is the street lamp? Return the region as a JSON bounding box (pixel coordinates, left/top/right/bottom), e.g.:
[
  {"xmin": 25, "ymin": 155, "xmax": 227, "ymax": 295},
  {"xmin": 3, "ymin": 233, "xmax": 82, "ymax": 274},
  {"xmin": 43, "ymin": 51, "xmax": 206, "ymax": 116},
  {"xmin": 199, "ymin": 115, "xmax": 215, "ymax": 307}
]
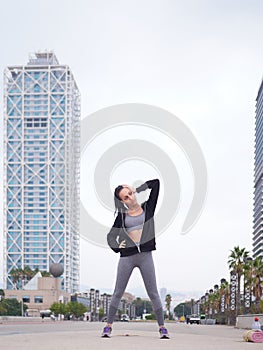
[
  {"xmin": 21, "ymin": 297, "xmax": 24, "ymax": 317},
  {"xmin": 182, "ymin": 304, "xmax": 185, "ymax": 317},
  {"xmin": 21, "ymin": 277, "xmax": 26, "ymax": 317}
]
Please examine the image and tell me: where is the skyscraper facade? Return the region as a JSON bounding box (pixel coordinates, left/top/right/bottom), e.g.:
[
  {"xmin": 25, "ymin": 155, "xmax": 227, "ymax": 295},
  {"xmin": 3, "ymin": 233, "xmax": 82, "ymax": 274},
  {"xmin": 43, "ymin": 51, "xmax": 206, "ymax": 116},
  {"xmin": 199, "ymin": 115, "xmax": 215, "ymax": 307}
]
[
  {"xmin": 3, "ymin": 52, "xmax": 80, "ymax": 293},
  {"xmin": 253, "ymin": 79, "xmax": 263, "ymax": 258}
]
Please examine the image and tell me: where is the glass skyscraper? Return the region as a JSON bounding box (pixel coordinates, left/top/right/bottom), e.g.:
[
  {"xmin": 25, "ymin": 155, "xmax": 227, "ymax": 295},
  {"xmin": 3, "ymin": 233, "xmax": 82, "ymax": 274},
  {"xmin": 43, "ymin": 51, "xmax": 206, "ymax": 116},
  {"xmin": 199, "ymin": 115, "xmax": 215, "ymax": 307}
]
[
  {"xmin": 3, "ymin": 52, "xmax": 80, "ymax": 292},
  {"xmin": 253, "ymin": 79, "xmax": 263, "ymax": 258}
]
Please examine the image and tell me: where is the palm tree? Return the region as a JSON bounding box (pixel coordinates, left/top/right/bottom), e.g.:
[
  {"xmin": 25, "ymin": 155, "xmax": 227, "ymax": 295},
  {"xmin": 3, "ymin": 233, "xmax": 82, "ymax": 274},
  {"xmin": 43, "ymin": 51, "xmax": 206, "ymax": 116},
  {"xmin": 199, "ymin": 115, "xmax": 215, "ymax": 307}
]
[
  {"xmin": 41, "ymin": 271, "xmax": 51, "ymax": 277},
  {"xmin": 9, "ymin": 268, "xmax": 20, "ymax": 289},
  {"xmin": 211, "ymin": 288, "xmax": 220, "ymax": 317},
  {"xmin": 165, "ymin": 294, "xmax": 172, "ymax": 319},
  {"xmin": 243, "ymin": 257, "xmax": 253, "ymax": 313},
  {"xmin": 251, "ymin": 256, "xmax": 263, "ymax": 313},
  {"xmin": 228, "ymin": 246, "xmax": 249, "ymax": 315},
  {"xmin": 218, "ymin": 279, "xmax": 230, "ymax": 323},
  {"xmin": 9, "ymin": 267, "xmax": 31, "ymax": 289},
  {"xmin": 199, "ymin": 295, "xmax": 206, "ymax": 315},
  {"xmin": 17, "ymin": 268, "xmax": 26, "ymax": 289},
  {"xmin": 23, "ymin": 266, "xmax": 34, "ymax": 281},
  {"xmin": 221, "ymin": 280, "xmax": 230, "ymax": 306}
]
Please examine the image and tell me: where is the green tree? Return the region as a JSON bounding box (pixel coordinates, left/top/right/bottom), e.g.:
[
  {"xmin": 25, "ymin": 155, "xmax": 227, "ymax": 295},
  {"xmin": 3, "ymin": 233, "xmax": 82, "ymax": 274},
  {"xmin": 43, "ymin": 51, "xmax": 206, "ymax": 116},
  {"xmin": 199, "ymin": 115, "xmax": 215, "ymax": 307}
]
[
  {"xmin": 145, "ymin": 312, "xmax": 156, "ymax": 320},
  {"xmin": 228, "ymin": 246, "xmax": 249, "ymax": 315},
  {"xmin": 132, "ymin": 298, "xmax": 153, "ymax": 317},
  {"xmin": 50, "ymin": 302, "xmax": 67, "ymax": 316},
  {"xmin": 0, "ymin": 298, "xmax": 27, "ymax": 316},
  {"xmin": 251, "ymin": 256, "xmax": 263, "ymax": 313},
  {"xmin": 66, "ymin": 302, "xmax": 87, "ymax": 318},
  {"xmin": 99, "ymin": 308, "xmax": 104, "ymax": 321},
  {"xmin": 174, "ymin": 302, "xmax": 191, "ymax": 317},
  {"xmin": 0, "ymin": 303, "xmax": 7, "ymax": 315}
]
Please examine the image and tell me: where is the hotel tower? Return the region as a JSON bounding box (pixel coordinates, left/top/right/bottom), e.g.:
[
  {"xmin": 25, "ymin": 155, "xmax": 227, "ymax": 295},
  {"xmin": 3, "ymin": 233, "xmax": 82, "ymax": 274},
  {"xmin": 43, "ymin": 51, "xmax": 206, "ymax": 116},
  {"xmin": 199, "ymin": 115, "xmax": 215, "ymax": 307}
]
[
  {"xmin": 253, "ymin": 79, "xmax": 263, "ymax": 258},
  {"xmin": 3, "ymin": 52, "xmax": 80, "ymax": 292}
]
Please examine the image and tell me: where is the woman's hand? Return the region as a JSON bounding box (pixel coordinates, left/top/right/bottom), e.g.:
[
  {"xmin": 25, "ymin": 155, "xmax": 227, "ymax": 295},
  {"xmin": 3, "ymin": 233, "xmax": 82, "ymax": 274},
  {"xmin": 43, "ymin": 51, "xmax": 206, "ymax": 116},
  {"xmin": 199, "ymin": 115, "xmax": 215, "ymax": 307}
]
[{"xmin": 119, "ymin": 240, "xmax": 126, "ymax": 249}]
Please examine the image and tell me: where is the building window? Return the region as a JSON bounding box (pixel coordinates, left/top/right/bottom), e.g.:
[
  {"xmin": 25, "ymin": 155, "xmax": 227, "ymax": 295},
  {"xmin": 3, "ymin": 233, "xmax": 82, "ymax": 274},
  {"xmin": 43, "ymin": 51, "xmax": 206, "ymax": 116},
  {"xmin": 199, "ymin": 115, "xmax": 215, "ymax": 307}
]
[
  {"xmin": 34, "ymin": 296, "xmax": 43, "ymax": 303},
  {"xmin": 22, "ymin": 296, "xmax": 30, "ymax": 303}
]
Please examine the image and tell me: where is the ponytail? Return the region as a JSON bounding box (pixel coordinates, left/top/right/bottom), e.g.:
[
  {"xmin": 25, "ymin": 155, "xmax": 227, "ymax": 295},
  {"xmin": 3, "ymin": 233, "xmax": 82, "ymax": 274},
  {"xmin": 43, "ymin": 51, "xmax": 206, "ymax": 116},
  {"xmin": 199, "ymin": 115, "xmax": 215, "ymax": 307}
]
[{"xmin": 114, "ymin": 185, "xmax": 126, "ymax": 215}]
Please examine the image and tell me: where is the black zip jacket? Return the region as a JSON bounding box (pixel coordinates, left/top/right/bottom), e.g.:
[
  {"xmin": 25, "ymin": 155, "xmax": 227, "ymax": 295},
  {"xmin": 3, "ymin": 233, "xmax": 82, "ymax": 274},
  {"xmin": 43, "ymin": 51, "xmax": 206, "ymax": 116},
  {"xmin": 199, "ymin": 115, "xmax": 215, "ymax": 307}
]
[{"xmin": 107, "ymin": 179, "xmax": 160, "ymax": 257}]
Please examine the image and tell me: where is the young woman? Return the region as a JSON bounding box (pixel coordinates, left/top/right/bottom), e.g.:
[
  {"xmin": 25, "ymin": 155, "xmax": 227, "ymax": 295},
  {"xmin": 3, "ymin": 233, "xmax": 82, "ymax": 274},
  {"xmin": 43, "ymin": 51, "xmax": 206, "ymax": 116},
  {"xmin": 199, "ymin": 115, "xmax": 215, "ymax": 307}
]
[{"xmin": 101, "ymin": 179, "xmax": 169, "ymax": 339}]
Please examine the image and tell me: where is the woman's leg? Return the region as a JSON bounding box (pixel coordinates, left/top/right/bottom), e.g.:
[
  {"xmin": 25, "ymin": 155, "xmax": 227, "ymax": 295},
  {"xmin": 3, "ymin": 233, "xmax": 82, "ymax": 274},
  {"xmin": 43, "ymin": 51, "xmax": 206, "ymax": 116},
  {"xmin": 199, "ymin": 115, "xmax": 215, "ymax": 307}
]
[
  {"xmin": 139, "ymin": 252, "xmax": 164, "ymax": 327},
  {"xmin": 107, "ymin": 256, "xmax": 135, "ymax": 325}
]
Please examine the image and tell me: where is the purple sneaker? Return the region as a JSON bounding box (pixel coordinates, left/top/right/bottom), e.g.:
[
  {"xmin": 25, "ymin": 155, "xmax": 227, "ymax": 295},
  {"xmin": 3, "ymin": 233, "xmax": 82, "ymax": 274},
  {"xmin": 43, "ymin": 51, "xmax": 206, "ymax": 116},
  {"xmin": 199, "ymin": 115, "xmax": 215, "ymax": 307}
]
[
  {"xmin": 101, "ymin": 325, "xmax": 112, "ymax": 338},
  {"xmin": 159, "ymin": 327, "xmax": 170, "ymax": 339}
]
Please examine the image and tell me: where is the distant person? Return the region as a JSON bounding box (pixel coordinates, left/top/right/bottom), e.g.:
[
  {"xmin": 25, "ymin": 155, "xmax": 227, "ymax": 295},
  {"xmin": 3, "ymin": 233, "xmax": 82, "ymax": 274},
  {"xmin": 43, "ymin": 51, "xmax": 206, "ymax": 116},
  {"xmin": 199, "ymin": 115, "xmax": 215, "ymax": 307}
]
[
  {"xmin": 101, "ymin": 179, "xmax": 169, "ymax": 339},
  {"xmin": 252, "ymin": 317, "xmax": 261, "ymax": 330},
  {"xmin": 41, "ymin": 313, "xmax": 45, "ymax": 322}
]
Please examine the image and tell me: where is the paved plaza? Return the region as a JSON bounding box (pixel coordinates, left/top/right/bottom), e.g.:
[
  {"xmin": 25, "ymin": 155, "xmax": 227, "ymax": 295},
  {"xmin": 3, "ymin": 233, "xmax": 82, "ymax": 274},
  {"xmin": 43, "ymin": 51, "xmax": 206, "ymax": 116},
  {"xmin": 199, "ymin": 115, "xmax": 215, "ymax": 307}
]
[{"xmin": 0, "ymin": 320, "xmax": 262, "ymax": 350}]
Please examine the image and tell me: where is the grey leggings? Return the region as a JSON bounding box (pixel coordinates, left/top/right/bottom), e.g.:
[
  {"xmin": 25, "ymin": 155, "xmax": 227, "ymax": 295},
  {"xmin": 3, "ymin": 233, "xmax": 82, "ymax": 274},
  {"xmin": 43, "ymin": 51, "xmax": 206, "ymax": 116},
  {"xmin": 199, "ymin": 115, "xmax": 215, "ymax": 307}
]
[{"xmin": 107, "ymin": 251, "xmax": 164, "ymax": 326}]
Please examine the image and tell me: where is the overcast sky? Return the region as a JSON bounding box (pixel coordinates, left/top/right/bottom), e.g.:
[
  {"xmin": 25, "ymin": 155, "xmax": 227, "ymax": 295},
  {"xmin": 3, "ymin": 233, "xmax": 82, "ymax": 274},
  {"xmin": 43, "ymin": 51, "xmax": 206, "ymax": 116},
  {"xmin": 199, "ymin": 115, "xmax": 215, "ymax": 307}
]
[{"xmin": 0, "ymin": 0, "xmax": 262, "ymax": 302}]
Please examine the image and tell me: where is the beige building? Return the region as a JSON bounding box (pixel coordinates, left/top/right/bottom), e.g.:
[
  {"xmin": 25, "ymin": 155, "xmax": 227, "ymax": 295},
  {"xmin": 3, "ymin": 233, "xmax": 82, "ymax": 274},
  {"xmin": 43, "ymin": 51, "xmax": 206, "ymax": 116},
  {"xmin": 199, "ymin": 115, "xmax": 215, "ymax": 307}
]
[{"xmin": 4, "ymin": 273, "xmax": 70, "ymax": 316}]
